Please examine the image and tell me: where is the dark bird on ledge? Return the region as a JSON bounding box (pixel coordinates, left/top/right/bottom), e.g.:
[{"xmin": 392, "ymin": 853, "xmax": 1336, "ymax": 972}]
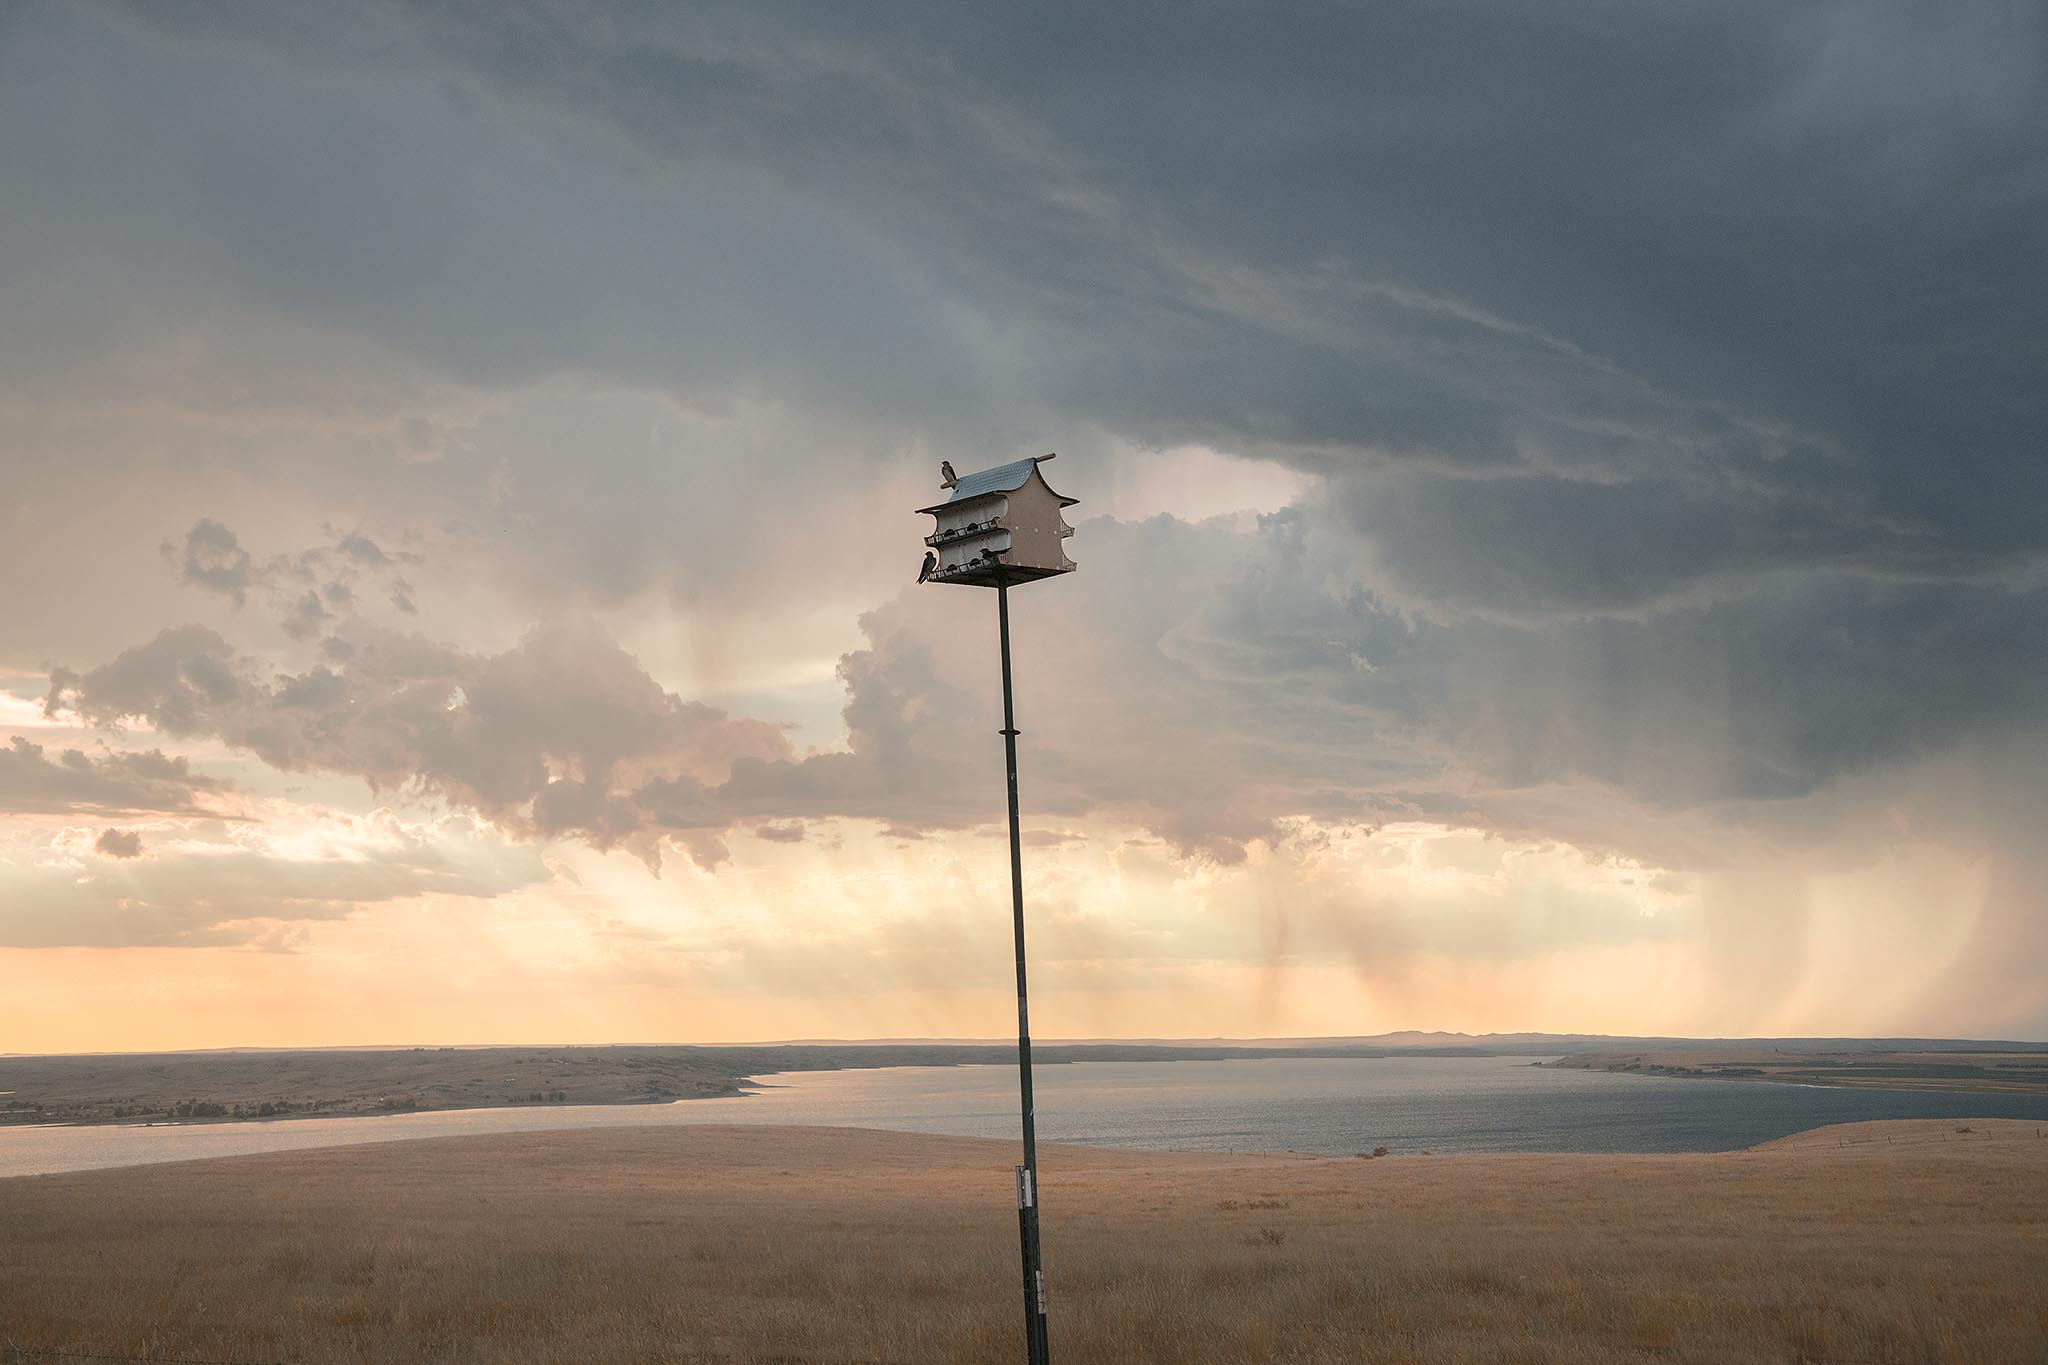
[
  {"xmin": 940, "ymin": 460, "xmax": 958, "ymax": 489},
  {"xmin": 918, "ymin": 550, "xmax": 937, "ymax": 583}
]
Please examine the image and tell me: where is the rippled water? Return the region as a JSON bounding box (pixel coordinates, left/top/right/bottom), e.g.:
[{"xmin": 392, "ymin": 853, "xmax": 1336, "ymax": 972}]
[{"xmin": 7, "ymin": 1055, "xmax": 2047, "ymax": 1178}]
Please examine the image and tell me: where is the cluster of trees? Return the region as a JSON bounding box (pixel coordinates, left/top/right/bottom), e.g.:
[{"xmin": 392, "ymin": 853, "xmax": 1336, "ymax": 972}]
[{"xmin": 521, "ymin": 1089, "xmax": 570, "ymax": 1103}]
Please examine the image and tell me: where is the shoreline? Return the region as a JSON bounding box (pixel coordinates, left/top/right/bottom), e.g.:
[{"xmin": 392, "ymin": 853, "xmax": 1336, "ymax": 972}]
[
  {"xmin": 1541, "ymin": 1046, "xmax": 2048, "ymax": 1095},
  {"xmin": 0, "ymin": 1041, "xmax": 1433, "ymax": 1128},
  {"xmin": 20, "ymin": 1056, "xmax": 2048, "ymax": 1135},
  {"xmin": 8, "ymin": 1108, "xmax": 2044, "ymax": 1167},
  {"xmin": 0, "ymin": 1084, "xmax": 763, "ymax": 1132}
]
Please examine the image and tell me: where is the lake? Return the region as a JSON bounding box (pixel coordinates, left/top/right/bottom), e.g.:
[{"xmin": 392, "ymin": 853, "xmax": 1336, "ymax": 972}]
[{"xmin": 6, "ymin": 1055, "xmax": 2047, "ymax": 1178}]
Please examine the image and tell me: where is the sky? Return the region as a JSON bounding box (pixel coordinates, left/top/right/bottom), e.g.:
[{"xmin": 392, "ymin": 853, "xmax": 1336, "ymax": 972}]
[{"xmin": 4, "ymin": 2, "xmax": 2046, "ymax": 1051}]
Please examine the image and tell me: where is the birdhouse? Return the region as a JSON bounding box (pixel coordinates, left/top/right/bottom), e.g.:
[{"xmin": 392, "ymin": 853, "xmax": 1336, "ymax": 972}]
[{"xmin": 918, "ymin": 455, "xmax": 1078, "ymax": 587}]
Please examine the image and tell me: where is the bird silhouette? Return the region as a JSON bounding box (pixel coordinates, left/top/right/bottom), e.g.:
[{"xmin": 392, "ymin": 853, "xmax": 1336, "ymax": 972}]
[
  {"xmin": 918, "ymin": 550, "xmax": 937, "ymax": 583},
  {"xmin": 940, "ymin": 460, "xmax": 958, "ymax": 489}
]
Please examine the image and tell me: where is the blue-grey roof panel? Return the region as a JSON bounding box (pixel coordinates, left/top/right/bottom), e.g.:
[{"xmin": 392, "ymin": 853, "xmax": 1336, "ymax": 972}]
[
  {"xmin": 942, "ymin": 457, "xmax": 1041, "ymax": 505},
  {"xmin": 916, "ymin": 456, "xmax": 1076, "ymax": 513}
]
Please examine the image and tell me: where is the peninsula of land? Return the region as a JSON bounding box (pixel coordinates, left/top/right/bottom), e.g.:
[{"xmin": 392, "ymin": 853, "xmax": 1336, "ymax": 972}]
[{"xmin": 1539, "ymin": 1041, "xmax": 2048, "ymax": 1093}]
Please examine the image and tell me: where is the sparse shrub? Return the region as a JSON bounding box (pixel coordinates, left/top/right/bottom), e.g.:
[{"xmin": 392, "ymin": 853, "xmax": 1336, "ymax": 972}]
[
  {"xmin": 1215, "ymin": 1199, "xmax": 1238, "ymax": 1211},
  {"xmin": 1373, "ymin": 1146, "xmax": 1389, "ymax": 1158}
]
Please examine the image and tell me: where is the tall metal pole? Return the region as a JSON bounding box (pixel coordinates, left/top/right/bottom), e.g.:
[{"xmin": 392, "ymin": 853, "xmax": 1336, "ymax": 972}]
[{"xmin": 996, "ymin": 573, "xmax": 1050, "ymax": 1364}]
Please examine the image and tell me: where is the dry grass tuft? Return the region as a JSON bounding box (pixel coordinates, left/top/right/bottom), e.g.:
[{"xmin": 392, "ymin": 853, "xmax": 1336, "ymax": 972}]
[{"xmin": 1, "ymin": 1118, "xmax": 2044, "ymax": 1362}]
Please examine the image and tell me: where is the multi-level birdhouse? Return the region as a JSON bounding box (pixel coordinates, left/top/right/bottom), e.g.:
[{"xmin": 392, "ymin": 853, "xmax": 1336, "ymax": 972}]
[{"xmin": 918, "ymin": 454, "xmax": 1078, "ymax": 587}]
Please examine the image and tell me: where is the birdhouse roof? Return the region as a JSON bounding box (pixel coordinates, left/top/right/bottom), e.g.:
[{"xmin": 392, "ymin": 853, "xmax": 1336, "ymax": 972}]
[{"xmin": 917, "ymin": 455, "xmax": 1077, "ymax": 515}]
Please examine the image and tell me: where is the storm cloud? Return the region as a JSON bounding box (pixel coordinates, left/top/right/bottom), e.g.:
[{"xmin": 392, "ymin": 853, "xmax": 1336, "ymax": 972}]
[
  {"xmin": 35, "ymin": 1, "xmax": 2043, "ymax": 597},
  {"xmin": 3, "ymin": 2, "xmax": 2044, "ymax": 1033}
]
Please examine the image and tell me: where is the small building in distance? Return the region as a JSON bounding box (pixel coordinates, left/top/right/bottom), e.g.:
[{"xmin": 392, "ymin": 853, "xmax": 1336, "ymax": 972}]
[{"xmin": 918, "ymin": 455, "xmax": 1077, "ymax": 587}]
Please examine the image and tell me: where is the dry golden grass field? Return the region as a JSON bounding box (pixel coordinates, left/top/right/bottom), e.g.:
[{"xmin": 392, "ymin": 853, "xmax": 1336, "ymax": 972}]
[{"xmin": 3, "ymin": 1119, "xmax": 2044, "ymax": 1364}]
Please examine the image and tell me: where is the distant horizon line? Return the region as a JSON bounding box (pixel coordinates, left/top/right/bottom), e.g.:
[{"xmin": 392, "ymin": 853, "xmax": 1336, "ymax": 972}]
[{"xmin": 10, "ymin": 1029, "xmax": 2048, "ymax": 1059}]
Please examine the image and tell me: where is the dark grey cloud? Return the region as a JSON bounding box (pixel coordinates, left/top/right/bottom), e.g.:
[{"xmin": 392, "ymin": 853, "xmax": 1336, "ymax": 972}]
[
  {"xmin": 1, "ymin": 2, "xmax": 991, "ymax": 428},
  {"xmin": 0, "ymin": 734, "xmax": 226, "ymax": 818},
  {"xmin": 654, "ymin": 509, "xmax": 2048, "ymax": 861},
  {"xmin": 147, "ymin": 517, "xmax": 424, "ymax": 646},
  {"xmin": 94, "ymin": 827, "xmax": 143, "ymax": 858},
  {"xmin": 1189, "ymin": 507, "xmax": 2048, "ymax": 814},
  {"xmin": 53, "ymin": 0, "xmax": 2042, "ymax": 619},
  {"xmin": 281, "ymin": 590, "xmax": 331, "ymax": 641},
  {"xmin": 172, "ymin": 518, "xmax": 253, "ymax": 605},
  {"xmin": 335, "ymin": 532, "xmax": 388, "ymax": 567},
  {"xmin": 7, "ymin": 0, "xmax": 2036, "ymax": 663}
]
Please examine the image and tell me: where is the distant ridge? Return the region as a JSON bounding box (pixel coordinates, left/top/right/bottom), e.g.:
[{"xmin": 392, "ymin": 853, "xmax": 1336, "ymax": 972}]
[
  {"xmin": 12, "ymin": 1031, "xmax": 2046, "ymax": 1058},
  {"xmin": 749, "ymin": 1032, "xmax": 2048, "ymax": 1053}
]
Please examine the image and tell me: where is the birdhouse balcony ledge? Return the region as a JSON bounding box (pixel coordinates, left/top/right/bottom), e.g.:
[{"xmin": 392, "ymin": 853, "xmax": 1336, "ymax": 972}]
[{"xmin": 925, "ymin": 518, "xmax": 1001, "ymax": 549}]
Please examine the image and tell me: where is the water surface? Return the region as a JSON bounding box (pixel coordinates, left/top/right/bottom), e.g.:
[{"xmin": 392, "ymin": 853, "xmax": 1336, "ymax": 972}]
[{"xmin": 7, "ymin": 1055, "xmax": 2046, "ymax": 1178}]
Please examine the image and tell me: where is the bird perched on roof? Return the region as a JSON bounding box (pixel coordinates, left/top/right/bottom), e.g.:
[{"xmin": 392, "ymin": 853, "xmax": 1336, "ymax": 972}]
[
  {"xmin": 917, "ymin": 550, "xmax": 937, "ymax": 583},
  {"xmin": 940, "ymin": 460, "xmax": 958, "ymax": 489}
]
